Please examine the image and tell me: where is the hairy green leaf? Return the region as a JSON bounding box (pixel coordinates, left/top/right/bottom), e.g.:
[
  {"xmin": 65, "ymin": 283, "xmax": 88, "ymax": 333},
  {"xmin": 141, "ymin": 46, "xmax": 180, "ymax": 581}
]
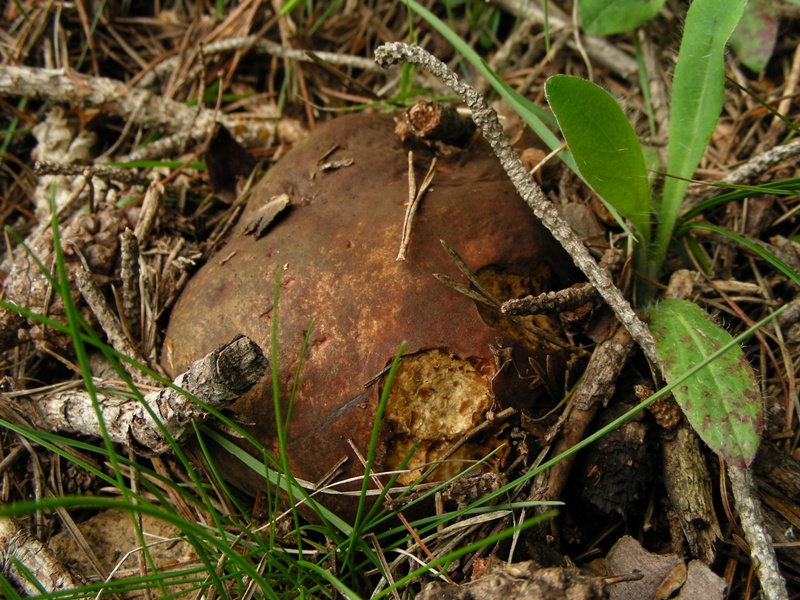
[
  {"xmin": 545, "ymin": 75, "xmax": 650, "ymax": 252},
  {"xmin": 650, "ymin": 299, "xmax": 762, "ymax": 467},
  {"xmin": 654, "ymin": 0, "xmax": 746, "ymax": 272},
  {"xmin": 580, "ymin": 0, "xmax": 666, "ymax": 35}
]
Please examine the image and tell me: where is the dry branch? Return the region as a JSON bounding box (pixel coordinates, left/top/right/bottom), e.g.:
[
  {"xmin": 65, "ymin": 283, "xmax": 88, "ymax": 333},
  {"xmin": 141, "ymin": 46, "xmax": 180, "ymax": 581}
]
[
  {"xmin": 22, "ymin": 335, "xmax": 267, "ymax": 456},
  {"xmin": 0, "ymin": 66, "xmax": 279, "ymax": 156},
  {"xmin": 661, "ymin": 422, "xmax": 720, "ymax": 562},
  {"xmin": 525, "ymin": 325, "xmax": 635, "ymax": 539},
  {"xmin": 135, "ymin": 36, "xmax": 382, "ymax": 89}
]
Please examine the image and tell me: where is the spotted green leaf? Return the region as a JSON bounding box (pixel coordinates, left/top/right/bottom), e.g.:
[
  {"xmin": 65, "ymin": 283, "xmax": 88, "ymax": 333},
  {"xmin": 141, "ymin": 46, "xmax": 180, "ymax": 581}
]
[
  {"xmin": 729, "ymin": 0, "xmax": 778, "ymax": 73},
  {"xmin": 650, "ymin": 299, "xmax": 762, "ymax": 467}
]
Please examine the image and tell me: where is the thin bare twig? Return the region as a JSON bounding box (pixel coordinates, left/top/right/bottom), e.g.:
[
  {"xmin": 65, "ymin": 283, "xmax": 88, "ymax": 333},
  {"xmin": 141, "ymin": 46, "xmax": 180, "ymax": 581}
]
[
  {"xmin": 397, "ymin": 152, "xmax": 436, "ymax": 261},
  {"xmin": 374, "ymin": 42, "xmax": 658, "ymax": 367},
  {"xmin": 492, "ymin": 0, "xmax": 638, "ymax": 77},
  {"xmin": 74, "ymin": 268, "xmax": 155, "ymax": 386}
]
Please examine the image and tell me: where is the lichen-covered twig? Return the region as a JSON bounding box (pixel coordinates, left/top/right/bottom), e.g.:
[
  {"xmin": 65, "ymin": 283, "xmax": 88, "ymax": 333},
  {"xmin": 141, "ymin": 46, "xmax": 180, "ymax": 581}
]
[
  {"xmin": 689, "ymin": 138, "xmax": 800, "ymax": 208},
  {"xmin": 23, "ymin": 335, "xmax": 267, "ymax": 456},
  {"xmin": 119, "ymin": 228, "xmax": 142, "ymax": 342},
  {"xmin": 502, "ymin": 283, "xmax": 597, "ymax": 316},
  {"xmin": 720, "ymin": 138, "xmax": 800, "ymax": 187},
  {"xmin": 374, "ymin": 42, "xmax": 659, "ymax": 367},
  {"xmin": 728, "ymin": 465, "xmax": 789, "ymax": 600}
]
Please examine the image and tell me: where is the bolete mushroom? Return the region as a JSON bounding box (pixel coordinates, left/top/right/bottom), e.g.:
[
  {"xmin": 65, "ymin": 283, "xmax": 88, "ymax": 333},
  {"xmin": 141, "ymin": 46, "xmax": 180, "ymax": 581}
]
[{"xmin": 163, "ymin": 113, "xmax": 578, "ymax": 518}]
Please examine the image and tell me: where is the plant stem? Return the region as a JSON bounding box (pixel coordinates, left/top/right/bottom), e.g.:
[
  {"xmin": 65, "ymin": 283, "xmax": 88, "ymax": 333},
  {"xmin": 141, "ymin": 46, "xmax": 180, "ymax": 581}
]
[{"xmin": 374, "ymin": 42, "xmax": 659, "ymax": 367}]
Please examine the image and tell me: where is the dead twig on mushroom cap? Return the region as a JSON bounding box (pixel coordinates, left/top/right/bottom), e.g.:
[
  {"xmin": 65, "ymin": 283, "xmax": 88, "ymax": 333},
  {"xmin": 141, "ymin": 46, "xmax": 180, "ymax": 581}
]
[{"xmin": 375, "ymin": 42, "xmax": 659, "ymax": 369}]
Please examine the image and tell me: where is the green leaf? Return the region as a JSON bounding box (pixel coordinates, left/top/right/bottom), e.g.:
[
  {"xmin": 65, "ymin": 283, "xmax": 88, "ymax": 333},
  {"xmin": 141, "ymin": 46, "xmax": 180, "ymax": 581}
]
[
  {"xmin": 729, "ymin": 0, "xmax": 778, "ymax": 73},
  {"xmin": 650, "ymin": 299, "xmax": 762, "ymax": 467},
  {"xmin": 654, "ymin": 0, "xmax": 746, "ymax": 274},
  {"xmin": 580, "ymin": 0, "xmax": 666, "ymax": 35},
  {"xmin": 545, "ymin": 75, "xmax": 651, "ymax": 250}
]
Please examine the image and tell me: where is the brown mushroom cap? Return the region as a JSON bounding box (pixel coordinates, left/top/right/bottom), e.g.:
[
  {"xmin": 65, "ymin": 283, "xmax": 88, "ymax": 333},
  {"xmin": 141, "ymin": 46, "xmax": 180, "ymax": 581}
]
[{"xmin": 163, "ymin": 113, "xmax": 578, "ymax": 518}]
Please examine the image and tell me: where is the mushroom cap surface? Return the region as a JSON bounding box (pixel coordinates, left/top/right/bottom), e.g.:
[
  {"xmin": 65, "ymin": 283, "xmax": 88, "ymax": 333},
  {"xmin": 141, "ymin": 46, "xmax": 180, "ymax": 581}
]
[{"xmin": 164, "ymin": 113, "xmax": 578, "ymax": 516}]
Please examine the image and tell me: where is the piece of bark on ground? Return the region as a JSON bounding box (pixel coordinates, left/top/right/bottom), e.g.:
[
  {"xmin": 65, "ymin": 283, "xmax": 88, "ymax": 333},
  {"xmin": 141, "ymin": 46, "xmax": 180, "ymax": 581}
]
[
  {"xmin": 417, "ymin": 560, "xmax": 608, "ymax": 600},
  {"xmin": 604, "ymin": 535, "xmax": 726, "ymax": 600},
  {"xmin": 524, "ymin": 324, "xmax": 635, "ymax": 551}
]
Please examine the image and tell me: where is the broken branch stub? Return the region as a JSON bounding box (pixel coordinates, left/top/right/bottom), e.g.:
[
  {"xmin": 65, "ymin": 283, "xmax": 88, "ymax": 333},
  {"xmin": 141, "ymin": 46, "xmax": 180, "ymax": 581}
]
[{"xmin": 27, "ymin": 335, "xmax": 266, "ymax": 455}]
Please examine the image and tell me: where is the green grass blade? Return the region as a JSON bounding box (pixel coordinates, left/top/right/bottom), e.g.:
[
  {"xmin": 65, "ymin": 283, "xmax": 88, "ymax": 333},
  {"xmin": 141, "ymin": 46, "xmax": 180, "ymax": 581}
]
[
  {"xmin": 654, "ymin": 0, "xmax": 746, "ymax": 272},
  {"xmin": 633, "ymin": 36, "xmax": 657, "ymax": 138},
  {"xmin": 545, "ymin": 75, "xmax": 651, "ymax": 259},
  {"xmin": 0, "ymin": 98, "xmax": 27, "ymax": 170},
  {"xmin": 374, "ymin": 511, "xmax": 558, "ymax": 599},
  {"xmin": 679, "ymin": 222, "xmax": 800, "ymax": 287},
  {"xmin": 650, "ymin": 299, "xmax": 762, "ymax": 467},
  {"xmin": 202, "ymin": 428, "xmax": 355, "ymax": 537},
  {"xmin": 726, "ymin": 77, "xmax": 800, "ymax": 137},
  {"xmin": 0, "ymin": 497, "xmax": 277, "ymax": 598},
  {"xmin": 351, "ymin": 344, "xmax": 404, "ymax": 533},
  {"xmin": 580, "ymin": 0, "xmax": 666, "ymax": 35},
  {"xmin": 679, "ymin": 177, "xmax": 800, "ymax": 222},
  {"xmin": 296, "ymin": 561, "xmax": 361, "ymax": 599},
  {"xmin": 542, "ymin": 0, "xmax": 550, "ymax": 54}
]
